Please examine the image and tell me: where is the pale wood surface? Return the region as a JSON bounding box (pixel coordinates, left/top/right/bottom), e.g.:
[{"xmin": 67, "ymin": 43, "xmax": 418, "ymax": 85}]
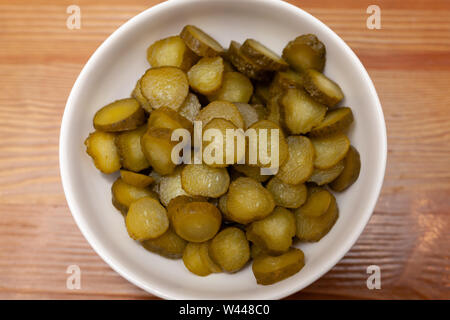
[{"xmin": 0, "ymin": 0, "xmax": 449, "ymax": 300}]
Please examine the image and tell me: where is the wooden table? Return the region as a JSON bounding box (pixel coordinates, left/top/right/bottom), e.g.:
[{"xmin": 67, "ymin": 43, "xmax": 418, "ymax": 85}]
[{"xmin": 0, "ymin": 0, "xmax": 449, "ymax": 300}]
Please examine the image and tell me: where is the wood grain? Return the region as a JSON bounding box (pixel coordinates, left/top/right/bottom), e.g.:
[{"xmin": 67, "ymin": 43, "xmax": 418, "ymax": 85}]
[{"xmin": 0, "ymin": 0, "xmax": 449, "ymax": 300}]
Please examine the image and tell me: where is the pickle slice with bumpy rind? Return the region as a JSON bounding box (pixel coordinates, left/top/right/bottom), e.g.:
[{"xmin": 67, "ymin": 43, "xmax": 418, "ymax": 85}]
[
  {"xmin": 227, "ymin": 41, "xmax": 272, "ymax": 81},
  {"xmin": 207, "ymin": 72, "xmax": 254, "ymax": 103},
  {"xmin": 172, "ymin": 201, "xmax": 222, "ymax": 242},
  {"xmin": 115, "ymin": 125, "xmax": 150, "ymax": 172},
  {"xmin": 132, "ymin": 79, "xmax": 151, "ymax": 112},
  {"xmin": 120, "ymin": 170, "xmax": 154, "ymax": 188},
  {"xmin": 241, "ymin": 39, "xmax": 288, "ymax": 71},
  {"xmin": 147, "ymin": 35, "xmax": 199, "ymax": 72},
  {"xmin": 140, "ymin": 67, "xmax": 189, "ymax": 111},
  {"xmin": 111, "ymin": 177, "xmax": 157, "ymax": 215},
  {"xmin": 308, "ymin": 160, "xmax": 345, "ymax": 186},
  {"xmin": 209, "ymin": 227, "xmax": 250, "ymax": 273},
  {"xmin": 295, "ymin": 192, "xmax": 338, "ymax": 241},
  {"xmin": 329, "ymin": 145, "xmax": 361, "ymax": 192},
  {"xmin": 181, "ymin": 163, "xmax": 230, "ymax": 198},
  {"xmin": 196, "ymin": 100, "xmax": 245, "ymax": 128},
  {"xmin": 276, "ymin": 136, "xmax": 315, "ymax": 185},
  {"xmin": 188, "ymin": 56, "xmax": 224, "ymax": 95},
  {"xmin": 140, "ymin": 127, "xmax": 177, "ymax": 175},
  {"xmin": 280, "ymin": 88, "xmax": 327, "ymax": 135},
  {"xmin": 309, "ymin": 107, "xmax": 353, "ymax": 137},
  {"xmin": 142, "ymin": 228, "xmax": 187, "ymax": 259},
  {"xmin": 282, "ymin": 34, "xmax": 326, "ymax": 72},
  {"xmin": 180, "ymin": 25, "xmax": 224, "ymax": 57},
  {"xmin": 267, "ymin": 177, "xmax": 307, "ymax": 209},
  {"xmin": 246, "ymin": 207, "xmax": 296, "ymax": 255},
  {"xmin": 226, "ymin": 177, "xmax": 275, "ymax": 224},
  {"xmin": 303, "ymin": 69, "xmax": 344, "ymax": 107},
  {"xmin": 252, "ymin": 247, "xmax": 305, "ymax": 285},
  {"xmin": 93, "ymin": 98, "xmax": 146, "ymax": 132},
  {"xmin": 311, "ymin": 132, "xmax": 350, "ymax": 170},
  {"xmin": 125, "ymin": 197, "xmax": 169, "ymax": 240},
  {"xmin": 85, "ymin": 131, "xmax": 121, "ymax": 174},
  {"xmin": 296, "ymin": 187, "xmax": 332, "ymax": 218}
]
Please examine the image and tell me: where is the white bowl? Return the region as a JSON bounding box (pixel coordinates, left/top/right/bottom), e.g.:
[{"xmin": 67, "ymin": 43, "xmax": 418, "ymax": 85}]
[{"xmin": 60, "ymin": 0, "xmax": 387, "ymax": 300}]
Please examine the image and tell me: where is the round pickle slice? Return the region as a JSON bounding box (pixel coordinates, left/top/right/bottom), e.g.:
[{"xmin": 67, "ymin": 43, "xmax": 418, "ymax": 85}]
[
  {"xmin": 85, "ymin": 131, "xmax": 121, "ymax": 174},
  {"xmin": 209, "ymin": 227, "xmax": 250, "ymax": 273},
  {"xmin": 207, "ymin": 72, "xmax": 254, "ymax": 103},
  {"xmin": 226, "ymin": 177, "xmax": 275, "ymax": 224},
  {"xmin": 158, "ymin": 167, "xmax": 189, "ymax": 207},
  {"xmin": 282, "ymin": 34, "xmax": 326, "ymax": 72},
  {"xmin": 227, "ymin": 41, "xmax": 272, "ymax": 81},
  {"xmin": 111, "ymin": 177, "xmax": 157, "ymax": 215},
  {"xmin": 115, "ymin": 125, "xmax": 150, "ymax": 172},
  {"xmin": 311, "ymin": 132, "xmax": 350, "ymax": 170},
  {"xmin": 148, "ymin": 106, "xmax": 193, "ymax": 132},
  {"xmin": 296, "ymin": 187, "xmax": 332, "ymax": 218},
  {"xmin": 276, "ymin": 136, "xmax": 315, "ymax": 185},
  {"xmin": 180, "ymin": 25, "xmax": 225, "ymax": 57},
  {"xmin": 93, "ymin": 98, "xmax": 146, "ymax": 132},
  {"xmin": 140, "ymin": 67, "xmax": 189, "ymax": 111},
  {"xmin": 303, "ymin": 69, "xmax": 344, "ymax": 107},
  {"xmin": 246, "ymin": 207, "xmax": 297, "ymax": 255},
  {"xmin": 295, "ymin": 193, "xmax": 339, "ymax": 241},
  {"xmin": 252, "ymin": 248, "xmax": 305, "ymax": 285},
  {"xmin": 132, "ymin": 79, "xmax": 151, "ymax": 112},
  {"xmin": 241, "ymin": 38, "xmax": 288, "ymax": 71},
  {"xmin": 172, "ymin": 201, "xmax": 222, "ymax": 242},
  {"xmin": 183, "ymin": 242, "xmax": 213, "ymax": 276},
  {"xmin": 266, "ymin": 178, "xmax": 307, "ymax": 209},
  {"xmin": 140, "ymin": 127, "xmax": 177, "ymax": 175},
  {"xmin": 329, "ymin": 145, "xmax": 361, "ymax": 192},
  {"xmin": 188, "ymin": 56, "xmax": 224, "ymax": 95},
  {"xmin": 196, "ymin": 100, "xmax": 245, "ymax": 128},
  {"xmin": 167, "ymin": 195, "xmax": 206, "ymax": 223},
  {"xmin": 181, "ymin": 163, "xmax": 230, "ymax": 197},
  {"xmin": 142, "ymin": 228, "xmax": 187, "ymax": 259},
  {"xmin": 125, "ymin": 197, "xmax": 169, "ymax": 241}
]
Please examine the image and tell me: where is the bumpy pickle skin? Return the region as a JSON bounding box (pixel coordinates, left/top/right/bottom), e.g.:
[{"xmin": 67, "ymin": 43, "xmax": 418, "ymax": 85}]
[
  {"xmin": 209, "ymin": 227, "xmax": 250, "ymax": 273},
  {"xmin": 226, "ymin": 177, "xmax": 275, "ymax": 224},
  {"xmin": 330, "ymin": 145, "xmax": 361, "ymax": 192},
  {"xmin": 181, "ymin": 163, "xmax": 230, "ymax": 197},
  {"xmin": 180, "ymin": 25, "xmax": 225, "ymax": 57},
  {"xmin": 241, "ymin": 38, "xmax": 288, "ymax": 71},
  {"xmin": 252, "ymin": 247, "xmax": 305, "ymax": 285},
  {"xmin": 120, "ymin": 170, "xmax": 154, "ymax": 188},
  {"xmin": 142, "ymin": 228, "xmax": 187, "ymax": 259},
  {"xmin": 295, "ymin": 193, "xmax": 339, "ymax": 241},
  {"xmin": 172, "ymin": 201, "xmax": 222, "ymax": 242},
  {"xmin": 276, "ymin": 136, "xmax": 315, "ymax": 185},
  {"xmin": 85, "ymin": 131, "xmax": 121, "ymax": 174},
  {"xmin": 140, "ymin": 67, "xmax": 189, "ymax": 111},
  {"xmin": 207, "ymin": 72, "xmax": 254, "ymax": 103},
  {"xmin": 125, "ymin": 197, "xmax": 169, "ymax": 241},
  {"xmin": 188, "ymin": 56, "xmax": 224, "ymax": 95},
  {"xmin": 266, "ymin": 178, "xmax": 307, "ymax": 209},
  {"xmin": 132, "ymin": 79, "xmax": 151, "ymax": 112},
  {"xmin": 246, "ymin": 207, "xmax": 297, "ymax": 255},
  {"xmin": 309, "ymin": 107, "xmax": 353, "ymax": 137},
  {"xmin": 227, "ymin": 41, "xmax": 272, "ymax": 81},
  {"xmin": 93, "ymin": 98, "xmax": 146, "ymax": 132},
  {"xmin": 147, "ymin": 35, "xmax": 199, "ymax": 72},
  {"xmin": 282, "ymin": 34, "xmax": 326, "ymax": 72},
  {"xmin": 303, "ymin": 69, "xmax": 344, "ymax": 107},
  {"xmin": 115, "ymin": 125, "xmax": 150, "ymax": 172}
]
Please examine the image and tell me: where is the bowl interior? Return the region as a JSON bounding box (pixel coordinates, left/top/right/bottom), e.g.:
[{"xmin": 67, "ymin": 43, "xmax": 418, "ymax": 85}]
[{"xmin": 60, "ymin": 0, "xmax": 386, "ymax": 299}]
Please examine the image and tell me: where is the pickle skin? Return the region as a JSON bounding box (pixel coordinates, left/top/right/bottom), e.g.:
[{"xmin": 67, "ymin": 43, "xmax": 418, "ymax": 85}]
[
  {"xmin": 227, "ymin": 41, "xmax": 272, "ymax": 81},
  {"xmin": 180, "ymin": 25, "xmax": 224, "ymax": 57},
  {"xmin": 329, "ymin": 145, "xmax": 361, "ymax": 192},
  {"xmin": 241, "ymin": 38, "xmax": 289, "ymax": 71}
]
